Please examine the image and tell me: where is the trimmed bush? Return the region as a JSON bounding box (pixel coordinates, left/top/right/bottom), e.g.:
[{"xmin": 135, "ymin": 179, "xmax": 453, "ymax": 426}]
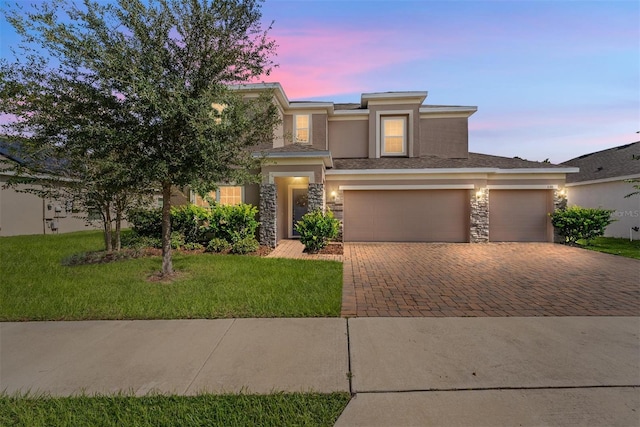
[
  {"xmin": 207, "ymin": 203, "xmax": 259, "ymax": 243},
  {"xmin": 128, "ymin": 203, "xmax": 259, "ymax": 251},
  {"xmin": 231, "ymin": 236, "xmax": 260, "ymax": 254},
  {"xmin": 170, "ymin": 204, "xmax": 212, "ymax": 244},
  {"xmin": 295, "ymin": 209, "xmax": 340, "ymax": 253},
  {"xmin": 127, "ymin": 208, "xmax": 162, "ymax": 238},
  {"xmin": 170, "ymin": 231, "xmax": 185, "ymax": 249},
  {"xmin": 550, "ymin": 205, "xmax": 615, "ymax": 244},
  {"xmin": 206, "ymin": 238, "xmax": 232, "ymax": 253}
]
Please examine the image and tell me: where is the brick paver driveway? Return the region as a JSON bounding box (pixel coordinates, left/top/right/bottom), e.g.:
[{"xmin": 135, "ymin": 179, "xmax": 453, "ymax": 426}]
[{"xmin": 341, "ymin": 243, "xmax": 640, "ymax": 317}]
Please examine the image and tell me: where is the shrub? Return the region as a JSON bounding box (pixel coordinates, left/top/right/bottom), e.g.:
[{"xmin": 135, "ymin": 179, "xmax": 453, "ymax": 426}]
[
  {"xmin": 170, "ymin": 231, "xmax": 185, "ymax": 249},
  {"xmin": 127, "ymin": 208, "xmax": 162, "ymax": 238},
  {"xmin": 208, "ymin": 203, "xmax": 259, "ymax": 243},
  {"xmin": 550, "ymin": 206, "xmax": 615, "ymax": 244},
  {"xmin": 231, "ymin": 236, "xmax": 260, "ymax": 254},
  {"xmin": 183, "ymin": 242, "xmax": 204, "ymax": 251},
  {"xmin": 128, "ymin": 203, "xmax": 259, "ymax": 251},
  {"xmin": 295, "ymin": 209, "xmax": 340, "ymax": 253},
  {"xmin": 171, "ymin": 204, "xmax": 212, "ymax": 244},
  {"xmin": 206, "ymin": 238, "xmax": 232, "ymax": 253}
]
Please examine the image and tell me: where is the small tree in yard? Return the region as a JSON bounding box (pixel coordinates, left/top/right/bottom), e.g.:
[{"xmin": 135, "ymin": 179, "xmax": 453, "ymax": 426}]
[
  {"xmin": 295, "ymin": 209, "xmax": 340, "ymax": 253},
  {"xmin": 550, "ymin": 206, "xmax": 615, "ymax": 245},
  {"xmin": 1, "ymin": 0, "xmax": 280, "ymax": 275}
]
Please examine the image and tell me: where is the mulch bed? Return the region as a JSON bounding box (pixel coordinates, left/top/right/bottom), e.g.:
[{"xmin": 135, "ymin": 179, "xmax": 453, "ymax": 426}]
[{"xmin": 306, "ymin": 243, "xmax": 343, "ymax": 255}]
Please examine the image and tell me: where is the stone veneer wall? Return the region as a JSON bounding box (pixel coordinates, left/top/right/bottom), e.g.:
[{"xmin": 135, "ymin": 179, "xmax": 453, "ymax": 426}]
[
  {"xmin": 470, "ymin": 189, "xmax": 489, "ymax": 243},
  {"xmin": 307, "ymin": 183, "xmax": 325, "ymax": 212},
  {"xmin": 259, "ymin": 184, "xmax": 277, "ymax": 248},
  {"xmin": 552, "ymin": 188, "xmax": 568, "ymax": 243}
]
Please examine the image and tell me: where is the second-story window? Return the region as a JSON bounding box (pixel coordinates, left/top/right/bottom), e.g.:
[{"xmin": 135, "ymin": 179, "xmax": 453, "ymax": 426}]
[
  {"xmin": 381, "ymin": 116, "xmax": 407, "ymax": 156},
  {"xmin": 294, "ymin": 114, "xmax": 311, "ymax": 144}
]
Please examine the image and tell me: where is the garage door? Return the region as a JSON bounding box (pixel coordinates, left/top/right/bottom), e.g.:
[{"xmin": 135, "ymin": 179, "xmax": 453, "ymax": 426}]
[
  {"xmin": 489, "ymin": 190, "xmax": 551, "ymax": 242},
  {"xmin": 343, "ymin": 190, "xmax": 469, "ymax": 242}
]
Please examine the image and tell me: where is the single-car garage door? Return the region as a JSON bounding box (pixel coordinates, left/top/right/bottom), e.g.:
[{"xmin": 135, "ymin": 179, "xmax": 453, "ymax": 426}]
[
  {"xmin": 343, "ymin": 190, "xmax": 469, "ymax": 242},
  {"xmin": 489, "ymin": 190, "xmax": 552, "ymax": 242}
]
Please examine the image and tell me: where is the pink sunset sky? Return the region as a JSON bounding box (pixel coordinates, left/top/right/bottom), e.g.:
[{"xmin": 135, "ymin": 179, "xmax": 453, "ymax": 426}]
[
  {"xmin": 1, "ymin": 0, "xmax": 638, "ymax": 164},
  {"xmin": 258, "ymin": 0, "xmax": 639, "ymax": 163}
]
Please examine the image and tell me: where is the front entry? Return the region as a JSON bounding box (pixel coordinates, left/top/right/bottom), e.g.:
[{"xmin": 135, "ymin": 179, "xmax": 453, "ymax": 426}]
[{"xmin": 291, "ymin": 187, "xmax": 308, "ymax": 237}]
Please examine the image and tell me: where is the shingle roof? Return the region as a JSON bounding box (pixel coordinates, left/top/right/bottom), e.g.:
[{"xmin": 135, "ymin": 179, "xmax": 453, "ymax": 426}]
[
  {"xmin": 256, "ymin": 144, "xmax": 330, "ymax": 154},
  {"xmin": 333, "ymin": 153, "xmax": 569, "ymax": 170},
  {"xmin": 561, "ymin": 142, "xmax": 640, "ymax": 183}
]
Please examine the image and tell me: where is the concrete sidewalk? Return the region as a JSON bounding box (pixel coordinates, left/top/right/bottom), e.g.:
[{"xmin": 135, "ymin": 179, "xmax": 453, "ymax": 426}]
[{"xmin": 2, "ymin": 317, "xmax": 639, "ymax": 426}]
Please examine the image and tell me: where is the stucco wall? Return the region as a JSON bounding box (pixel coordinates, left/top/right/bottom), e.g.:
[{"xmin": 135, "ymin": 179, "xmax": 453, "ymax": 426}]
[
  {"xmin": 0, "ymin": 179, "xmax": 97, "ymax": 236},
  {"xmin": 420, "ymin": 117, "xmax": 469, "ymax": 159},
  {"xmin": 328, "ymin": 120, "xmax": 369, "ymax": 158},
  {"xmin": 567, "ymin": 180, "xmax": 640, "ymax": 238}
]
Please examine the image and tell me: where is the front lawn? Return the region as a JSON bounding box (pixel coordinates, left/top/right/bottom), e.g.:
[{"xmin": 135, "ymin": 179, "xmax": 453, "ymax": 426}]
[
  {"xmin": 0, "ymin": 392, "xmax": 351, "ymax": 427},
  {"xmin": 0, "ymin": 231, "xmax": 343, "ymax": 320},
  {"xmin": 577, "ymin": 236, "xmax": 640, "ymax": 259}
]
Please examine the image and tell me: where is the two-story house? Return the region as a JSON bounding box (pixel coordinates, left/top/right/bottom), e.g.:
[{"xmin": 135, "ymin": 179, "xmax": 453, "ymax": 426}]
[{"xmin": 193, "ymin": 83, "xmax": 577, "ymax": 247}]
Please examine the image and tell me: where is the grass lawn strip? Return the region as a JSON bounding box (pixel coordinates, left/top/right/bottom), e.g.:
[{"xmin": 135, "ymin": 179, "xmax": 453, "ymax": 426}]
[
  {"xmin": 0, "ymin": 392, "xmax": 351, "ymax": 427},
  {"xmin": 577, "ymin": 237, "xmax": 640, "ymax": 260},
  {"xmin": 0, "ymin": 231, "xmax": 343, "ymax": 321}
]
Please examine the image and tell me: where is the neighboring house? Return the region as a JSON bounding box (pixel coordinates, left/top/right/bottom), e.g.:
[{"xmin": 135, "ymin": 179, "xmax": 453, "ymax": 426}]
[
  {"xmin": 562, "ymin": 142, "xmax": 640, "ymax": 239},
  {"xmin": 0, "ymin": 140, "xmax": 97, "ymax": 236},
  {"xmin": 194, "ymin": 83, "xmax": 578, "ymax": 247}
]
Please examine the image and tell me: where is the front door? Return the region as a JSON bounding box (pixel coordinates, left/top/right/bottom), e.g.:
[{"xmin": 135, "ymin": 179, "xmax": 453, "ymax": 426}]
[{"xmin": 291, "ymin": 188, "xmax": 308, "ymax": 237}]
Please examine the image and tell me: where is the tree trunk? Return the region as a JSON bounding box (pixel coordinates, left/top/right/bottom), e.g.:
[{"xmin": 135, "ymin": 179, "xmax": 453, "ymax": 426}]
[
  {"xmin": 114, "ymin": 208, "xmax": 122, "ymax": 252},
  {"xmin": 104, "ymin": 202, "xmax": 113, "ymax": 253},
  {"xmin": 161, "ymin": 181, "xmax": 173, "ymax": 276}
]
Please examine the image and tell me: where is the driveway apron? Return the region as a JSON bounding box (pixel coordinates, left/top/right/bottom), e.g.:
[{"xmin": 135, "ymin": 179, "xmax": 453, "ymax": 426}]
[{"xmin": 342, "ymin": 243, "xmax": 640, "ymax": 317}]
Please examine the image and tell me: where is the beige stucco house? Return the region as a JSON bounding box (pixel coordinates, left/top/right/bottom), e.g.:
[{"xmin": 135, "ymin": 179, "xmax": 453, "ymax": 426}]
[
  {"xmin": 562, "ymin": 142, "xmax": 640, "ymax": 239},
  {"xmin": 196, "ymin": 83, "xmax": 578, "ymax": 247},
  {"xmin": 0, "ymin": 143, "xmax": 97, "ymax": 236}
]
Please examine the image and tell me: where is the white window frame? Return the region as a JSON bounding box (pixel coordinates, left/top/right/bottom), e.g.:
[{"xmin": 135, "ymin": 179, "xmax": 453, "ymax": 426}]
[
  {"xmin": 376, "ymin": 110, "xmax": 413, "ymax": 158},
  {"xmin": 293, "ymin": 114, "xmax": 312, "ymax": 144}
]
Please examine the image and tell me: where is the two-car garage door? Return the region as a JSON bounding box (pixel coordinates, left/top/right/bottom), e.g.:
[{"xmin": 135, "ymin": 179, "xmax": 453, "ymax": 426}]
[
  {"xmin": 343, "ymin": 190, "xmax": 469, "ymax": 242},
  {"xmin": 343, "ymin": 189, "xmax": 552, "ymax": 242}
]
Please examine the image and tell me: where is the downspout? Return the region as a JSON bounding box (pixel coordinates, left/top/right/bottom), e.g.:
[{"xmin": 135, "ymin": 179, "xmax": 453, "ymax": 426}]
[{"xmin": 42, "ymin": 197, "xmax": 46, "ymax": 235}]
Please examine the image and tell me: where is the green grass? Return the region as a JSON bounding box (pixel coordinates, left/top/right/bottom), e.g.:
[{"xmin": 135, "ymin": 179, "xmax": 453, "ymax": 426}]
[
  {"xmin": 0, "ymin": 231, "xmax": 343, "ymax": 320},
  {"xmin": 577, "ymin": 236, "xmax": 640, "ymax": 259},
  {"xmin": 0, "ymin": 392, "xmax": 351, "ymax": 427}
]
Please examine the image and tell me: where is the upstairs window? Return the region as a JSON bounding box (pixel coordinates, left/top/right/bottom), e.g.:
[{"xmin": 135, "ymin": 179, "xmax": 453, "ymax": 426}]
[
  {"xmin": 381, "ymin": 116, "xmax": 407, "ymax": 156},
  {"xmin": 294, "ymin": 114, "xmax": 311, "ymax": 144}
]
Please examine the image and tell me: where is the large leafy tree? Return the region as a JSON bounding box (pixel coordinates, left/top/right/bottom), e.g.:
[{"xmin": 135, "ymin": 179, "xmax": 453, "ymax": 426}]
[{"xmin": 1, "ymin": 0, "xmax": 279, "ymax": 275}]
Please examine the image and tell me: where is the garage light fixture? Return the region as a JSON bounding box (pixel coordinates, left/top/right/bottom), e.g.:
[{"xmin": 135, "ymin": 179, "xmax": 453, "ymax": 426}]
[{"xmin": 475, "ymin": 188, "xmax": 485, "ymax": 198}]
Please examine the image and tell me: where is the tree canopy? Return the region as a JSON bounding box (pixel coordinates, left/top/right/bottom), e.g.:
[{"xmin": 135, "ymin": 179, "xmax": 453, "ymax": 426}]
[{"xmin": 1, "ymin": 0, "xmax": 280, "ymax": 275}]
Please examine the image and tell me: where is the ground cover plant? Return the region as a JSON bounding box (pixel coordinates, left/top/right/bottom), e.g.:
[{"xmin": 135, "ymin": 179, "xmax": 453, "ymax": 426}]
[
  {"xmin": 0, "ymin": 392, "xmax": 351, "ymax": 427},
  {"xmin": 0, "ymin": 231, "xmax": 343, "ymax": 321},
  {"xmin": 577, "ymin": 236, "xmax": 640, "ymax": 260}
]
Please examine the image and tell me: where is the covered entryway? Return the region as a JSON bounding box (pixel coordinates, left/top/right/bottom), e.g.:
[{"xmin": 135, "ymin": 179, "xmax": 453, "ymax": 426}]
[
  {"xmin": 343, "ymin": 190, "xmax": 469, "ymax": 242},
  {"xmin": 489, "ymin": 190, "xmax": 553, "ymax": 242}
]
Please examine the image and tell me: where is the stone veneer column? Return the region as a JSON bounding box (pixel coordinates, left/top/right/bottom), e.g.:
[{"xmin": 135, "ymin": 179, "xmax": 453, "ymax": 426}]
[
  {"xmin": 326, "ymin": 189, "xmax": 344, "ymax": 242},
  {"xmin": 307, "ymin": 183, "xmax": 325, "ymax": 212},
  {"xmin": 470, "ymin": 188, "xmax": 489, "ymax": 243},
  {"xmin": 259, "ymin": 183, "xmax": 277, "ymax": 248},
  {"xmin": 552, "ymin": 188, "xmax": 568, "ymax": 243}
]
